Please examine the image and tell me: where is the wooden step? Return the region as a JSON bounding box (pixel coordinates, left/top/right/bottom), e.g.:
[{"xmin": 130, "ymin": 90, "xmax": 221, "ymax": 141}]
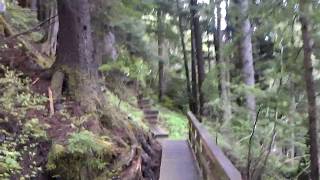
[
  {"xmin": 144, "ymin": 110, "xmax": 159, "ymax": 116},
  {"xmin": 144, "ymin": 114, "xmax": 158, "ymax": 121},
  {"xmin": 139, "ymin": 104, "xmax": 151, "ymax": 110},
  {"xmin": 148, "ymin": 119, "xmax": 158, "ymax": 125},
  {"xmin": 138, "ymin": 99, "xmax": 151, "ymax": 105},
  {"xmin": 149, "ymin": 125, "xmax": 169, "ymax": 139}
]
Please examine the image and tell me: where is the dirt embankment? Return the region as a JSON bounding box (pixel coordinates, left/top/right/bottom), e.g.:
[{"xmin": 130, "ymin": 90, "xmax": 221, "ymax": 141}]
[{"xmin": 0, "ymin": 27, "xmax": 161, "ymax": 179}]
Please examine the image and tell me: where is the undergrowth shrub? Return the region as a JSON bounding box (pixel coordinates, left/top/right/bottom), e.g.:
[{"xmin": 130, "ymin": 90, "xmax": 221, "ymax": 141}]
[
  {"xmin": 46, "ymin": 130, "xmax": 115, "ymax": 179},
  {"xmin": 0, "ymin": 65, "xmax": 48, "ymax": 179}
]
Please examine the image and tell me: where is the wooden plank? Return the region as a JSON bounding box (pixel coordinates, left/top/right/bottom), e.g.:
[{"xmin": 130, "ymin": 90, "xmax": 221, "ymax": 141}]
[
  {"xmin": 143, "ymin": 109, "xmax": 159, "ymax": 115},
  {"xmin": 187, "ymin": 112, "xmax": 242, "ymax": 180},
  {"xmin": 149, "ymin": 125, "xmax": 169, "ymax": 139},
  {"xmin": 159, "ymin": 140, "xmax": 201, "ymax": 180}
]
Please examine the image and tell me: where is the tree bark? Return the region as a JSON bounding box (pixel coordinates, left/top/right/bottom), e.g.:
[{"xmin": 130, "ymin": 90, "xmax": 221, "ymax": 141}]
[
  {"xmin": 215, "ymin": 0, "xmax": 232, "ymax": 128},
  {"xmin": 176, "ymin": 0, "xmax": 192, "ymax": 111},
  {"xmin": 37, "ymin": 0, "xmax": 49, "ymax": 21},
  {"xmin": 191, "ymin": 0, "xmax": 205, "ymax": 117},
  {"xmin": 52, "ymin": 0, "xmax": 105, "ymax": 113},
  {"xmin": 157, "ymin": 9, "xmax": 165, "ymax": 102},
  {"xmin": 190, "ymin": 3, "xmax": 199, "ymax": 116},
  {"xmin": 40, "ymin": 1, "xmax": 58, "ymax": 57},
  {"xmin": 213, "ymin": 0, "xmax": 221, "ymax": 66},
  {"xmin": 299, "ymin": 0, "xmax": 319, "ymax": 178},
  {"xmin": 238, "ymin": 0, "xmax": 256, "ymax": 121}
]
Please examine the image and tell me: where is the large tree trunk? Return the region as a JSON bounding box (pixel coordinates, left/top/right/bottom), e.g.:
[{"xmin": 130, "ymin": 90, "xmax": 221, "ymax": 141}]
[
  {"xmin": 51, "ymin": 0, "xmax": 105, "ymax": 113},
  {"xmin": 191, "ymin": 0, "xmax": 205, "ymax": 117},
  {"xmin": 238, "ymin": 0, "xmax": 256, "ymax": 121},
  {"xmin": 157, "ymin": 9, "xmax": 165, "ymax": 102},
  {"xmin": 176, "ymin": 0, "xmax": 192, "ymax": 111},
  {"xmin": 299, "ymin": 0, "xmax": 319, "ymax": 178}
]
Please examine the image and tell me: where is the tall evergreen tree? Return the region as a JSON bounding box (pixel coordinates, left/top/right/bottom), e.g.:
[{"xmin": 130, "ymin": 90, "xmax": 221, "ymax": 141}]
[
  {"xmin": 299, "ymin": 0, "xmax": 319, "ymax": 178},
  {"xmin": 190, "ymin": 0, "xmax": 205, "ymax": 117},
  {"xmin": 238, "ymin": 0, "xmax": 256, "ymax": 121},
  {"xmin": 157, "ymin": 8, "xmax": 165, "ymax": 102}
]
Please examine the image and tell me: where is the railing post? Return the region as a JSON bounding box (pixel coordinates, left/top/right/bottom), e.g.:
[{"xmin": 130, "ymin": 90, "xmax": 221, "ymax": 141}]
[{"xmin": 187, "ymin": 111, "xmax": 242, "ymax": 180}]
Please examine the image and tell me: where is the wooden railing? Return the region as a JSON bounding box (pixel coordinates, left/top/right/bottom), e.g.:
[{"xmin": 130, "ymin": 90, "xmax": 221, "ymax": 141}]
[{"xmin": 187, "ymin": 112, "xmax": 242, "ymax": 180}]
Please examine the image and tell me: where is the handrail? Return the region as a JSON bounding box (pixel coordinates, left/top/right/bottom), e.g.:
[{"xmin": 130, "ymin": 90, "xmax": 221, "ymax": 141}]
[{"xmin": 187, "ymin": 111, "xmax": 242, "ymax": 180}]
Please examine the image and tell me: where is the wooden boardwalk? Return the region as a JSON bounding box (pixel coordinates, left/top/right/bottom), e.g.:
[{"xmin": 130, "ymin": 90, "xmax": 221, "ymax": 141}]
[
  {"xmin": 159, "ymin": 140, "xmax": 201, "ymax": 180},
  {"xmin": 137, "ymin": 96, "xmax": 241, "ymax": 180}
]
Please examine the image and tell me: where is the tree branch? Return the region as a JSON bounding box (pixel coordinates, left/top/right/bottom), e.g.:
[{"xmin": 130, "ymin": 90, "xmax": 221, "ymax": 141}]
[
  {"xmin": 9, "ymin": 14, "xmax": 57, "ymax": 39},
  {"xmin": 246, "ymin": 105, "xmax": 262, "ymax": 180}
]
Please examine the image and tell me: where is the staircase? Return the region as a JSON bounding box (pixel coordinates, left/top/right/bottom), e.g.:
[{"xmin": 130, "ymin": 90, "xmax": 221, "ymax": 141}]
[{"xmin": 138, "ymin": 97, "xmax": 169, "ymax": 139}]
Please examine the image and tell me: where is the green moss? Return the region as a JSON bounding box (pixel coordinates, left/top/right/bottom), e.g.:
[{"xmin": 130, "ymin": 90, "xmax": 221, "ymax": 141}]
[{"xmin": 46, "ymin": 131, "xmax": 115, "ymax": 179}]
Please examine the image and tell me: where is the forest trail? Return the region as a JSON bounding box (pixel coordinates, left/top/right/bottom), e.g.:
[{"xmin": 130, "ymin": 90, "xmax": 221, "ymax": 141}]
[
  {"xmin": 138, "ymin": 97, "xmax": 201, "ymax": 179},
  {"xmin": 159, "ymin": 140, "xmax": 200, "ymax": 180}
]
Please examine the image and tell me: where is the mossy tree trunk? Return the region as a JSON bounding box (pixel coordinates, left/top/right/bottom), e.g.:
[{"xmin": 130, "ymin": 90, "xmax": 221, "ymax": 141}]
[{"xmin": 51, "ymin": 0, "xmax": 105, "ymax": 113}]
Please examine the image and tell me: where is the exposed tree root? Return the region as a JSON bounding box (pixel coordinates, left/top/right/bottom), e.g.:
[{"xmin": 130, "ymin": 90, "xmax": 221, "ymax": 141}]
[{"xmin": 121, "ymin": 146, "xmax": 143, "ymax": 180}]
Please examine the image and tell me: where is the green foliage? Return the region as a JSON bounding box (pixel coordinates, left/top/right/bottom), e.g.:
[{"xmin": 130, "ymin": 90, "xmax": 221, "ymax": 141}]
[
  {"xmin": 46, "ymin": 131, "xmax": 114, "ymax": 179},
  {"xmin": 100, "ymin": 50, "xmax": 151, "ymax": 88},
  {"xmin": 23, "ymin": 118, "xmax": 48, "ymax": 139},
  {"xmin": 0, "ymin": 148, "xmax": 21, "ymax": 179},
  {"xmin": 106, "ymin": 91, "xmax": 147, "ymax": 129},
  {"xmin": 0, "ymin": 65, "xmax": 47, "ymax": 113},
  {"xmin": 157, "ymin": 106, "xmax": 188, "ymax": 139},
  {"xmin": 67, "ymin": 131, "xmax": 111, "ymax": 155},
  {"xmin": 0, "ymin": 120, "xmax": 47, "ymax": 179},
  {"xmin": 5, "ymin": 4, "xmax": 43, "ymax": 41},
  {"xmin": 162, "ymin": 77, "xmax": 189, "ymax": 110},
  {"xmin": 0, "ymin": 66, "xmax": 49, "ymax": 179}
]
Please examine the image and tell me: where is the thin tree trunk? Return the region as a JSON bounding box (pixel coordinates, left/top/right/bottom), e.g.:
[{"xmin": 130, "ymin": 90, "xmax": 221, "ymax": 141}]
[
  {"xmin": 51, "ymin": 0, "xmax": 105, "ymax": 113},
  {"xmin": 239, "ymin": 0, "xmax": 256, "ymax": 121},
  {"xmin": 207, "ymin": 35, "xmax": 212, "ymax": 71},
  {"xmin": 40, "ymin": 2, "xmax": 58, "ymax": 57},
  {"xmin": 37, "ymin": 0, "xmax": 49, "ymax": 22},
  {"xmin": 190, "ymin": 3, "xmax": 199, "ymax": 116},
  {"xmin": 176, "ymin": 0, "xmax": 192, "ymax": 111},
  {"xmin": 191, "ymin": 0, "xmax": 205, "ymax": 117},
  {"xmin": 213, "ymin": 0, "xmax": 221, "ymax": 66},
  {"xmin": 29, "ymin": 0, "xmax": 37, "ymax": 10},
  {"xmin": 215, "ymin": 0, "xmax": 232, "ymax": 129},
  {"xmin": 289, "ymin": 95, "xmax": 296, "ymax": 165},
  {"xmin": 157, "ymin": 9, "xmax": 165, "ymax": 102},
  {"xmin": 299, "ymin": 0, "xmax": 319, "ymax": 178}
]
